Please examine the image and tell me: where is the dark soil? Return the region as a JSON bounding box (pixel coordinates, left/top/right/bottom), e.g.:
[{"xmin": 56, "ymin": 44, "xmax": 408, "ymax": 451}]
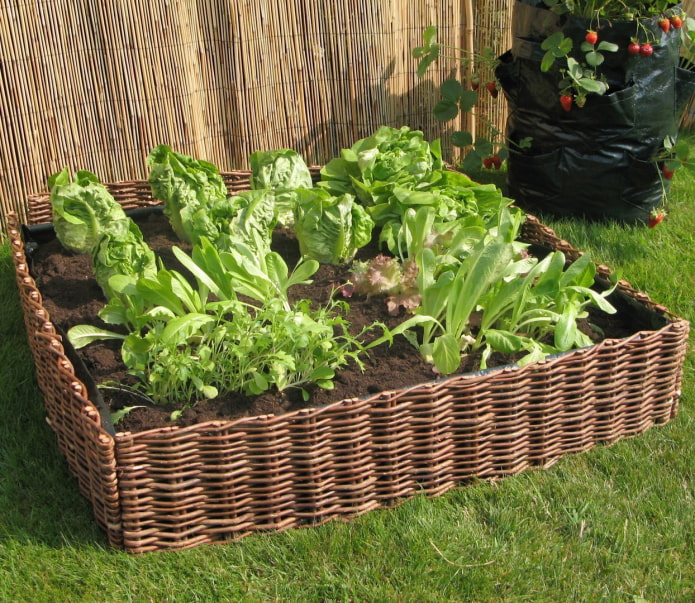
[{"xmin": 26, "ymin": 211, "xmax": 638, "ymax": 434}]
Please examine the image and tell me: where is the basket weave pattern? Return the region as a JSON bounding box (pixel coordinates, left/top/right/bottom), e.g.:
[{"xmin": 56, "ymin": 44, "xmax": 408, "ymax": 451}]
[{"xmin": 8, "ymin": 173, "xmax": 690, "ymax": 553}]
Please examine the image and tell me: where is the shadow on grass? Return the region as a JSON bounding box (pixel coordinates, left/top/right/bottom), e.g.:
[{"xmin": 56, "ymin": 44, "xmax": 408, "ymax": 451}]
[{"xmin": 0, "ymin": 250, "xmax": 109, "ymax": 550}]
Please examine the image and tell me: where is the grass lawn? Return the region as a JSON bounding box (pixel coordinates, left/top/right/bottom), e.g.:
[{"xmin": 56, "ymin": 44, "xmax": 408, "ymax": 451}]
[{"xmin": 0, "ymin": 169, "xmax": 693, "ymax": 601}]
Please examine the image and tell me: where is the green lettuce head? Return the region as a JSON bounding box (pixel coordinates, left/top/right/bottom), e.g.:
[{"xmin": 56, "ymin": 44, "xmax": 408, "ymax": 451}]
[
  {"xmin": 146, "ymin": 144, "xmax": 228, "ymax": 243},
  {"xmin": 92, "ymin": 220, "xmax": 158, "ymax": 301},
  {"xmin": 293, "ymin": 189, "xmax": 374, "ymax": 265},
  {"xmin": 318, "ymin": 126, "xmax": 442, "ymax": 206},
  {"xmin": 249, "ymin": 148, "xmax": 313, "ymax": 225},
  {"xmin": 49, "ymin": 168, "xmax": 129, "ymax": 254}
]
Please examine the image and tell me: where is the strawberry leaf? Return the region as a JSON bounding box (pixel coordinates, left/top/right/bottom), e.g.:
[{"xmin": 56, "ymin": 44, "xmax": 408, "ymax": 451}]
[
  {"xmin": 451, "ymin": 130, "xmax": 473, "ymax": 148},
  {"xmin": 584, "ymin": 50, "xmax": 604, "ymax": 67},
  {"xmin": 458, "ymin": 89, "xmax": 479, "ymax": 112},
  {"xmin": 440, "ymin": 78, "xmax": 463, "ymax": 102},
  {"xmin": 433, "ymin": 99, "xmax": 459, "ymax": 121}
]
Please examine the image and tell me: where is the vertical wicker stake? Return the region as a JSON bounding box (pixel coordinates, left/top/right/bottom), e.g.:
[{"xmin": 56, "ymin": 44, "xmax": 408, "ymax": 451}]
[{"xmin": 463, "ymin": 0, "xmax": 476, "ymax": 145}]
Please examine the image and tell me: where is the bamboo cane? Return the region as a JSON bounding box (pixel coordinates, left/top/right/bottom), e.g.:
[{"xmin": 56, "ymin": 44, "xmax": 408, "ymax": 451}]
[{"xmin": 463, "ymin": 0, "xmax": 476, "ymax": 143}]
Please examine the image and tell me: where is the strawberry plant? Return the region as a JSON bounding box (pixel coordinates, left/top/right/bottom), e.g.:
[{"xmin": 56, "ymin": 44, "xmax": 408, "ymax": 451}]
[
  {"xmin": 505, "ymin": 2, "xmax": 694, "ymax": 222},
  {"xmin": 539, "ymin": 29, "xmax": 619, "ymax": 107},
  {"xmin": 412, "ymin": 26, "xmax": 532, "ymax": 173}
]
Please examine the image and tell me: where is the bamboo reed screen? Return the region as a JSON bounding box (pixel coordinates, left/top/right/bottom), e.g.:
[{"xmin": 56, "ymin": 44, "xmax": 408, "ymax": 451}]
[{"xmin": 0, "ymin": 0, "xmax": 513, "ymax": 235}]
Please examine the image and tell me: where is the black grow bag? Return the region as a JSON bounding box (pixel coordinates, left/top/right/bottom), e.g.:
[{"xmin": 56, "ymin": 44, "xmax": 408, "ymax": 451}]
[{"xmin": 496, "ymin": 0, "xmax": 695, "ymax": 221}]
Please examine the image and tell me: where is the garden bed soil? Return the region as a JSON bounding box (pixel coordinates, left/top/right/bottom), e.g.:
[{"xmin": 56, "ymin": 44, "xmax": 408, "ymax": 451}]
[{"xmin": 26, "ymin": 212, "xmax": 637, "ymax": 434}]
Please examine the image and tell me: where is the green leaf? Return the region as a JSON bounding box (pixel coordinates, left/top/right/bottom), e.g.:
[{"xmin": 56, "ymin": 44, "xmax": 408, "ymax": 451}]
[
  {"xmin": 567, "ymin": 286, "xmax": 617, "ymax": 314},
  {"xmin": 311, "ymin": 366, "xmax": 336, "ymax": 381},
  {"xmin": 417, "ymin": 49, "xmax": 439, "ymax": 78},
  {"xmin": 560, "ymin": 253, "xmax": 595, "ymax": 288},
  {"xmin": 460, "ymin": 149, "xmax": 483, "ymax": 172},
  {"xmin": 458, "ymin": 89, "xmax": 479, "ymax": 113},
  {"xmin": 451, "ymin": 130, "xmax": 474, "ymax": 148},
  {"xmin": 597, "ymin": 41, "xmax": 619, "ymax": 53},
  {"xmin": 187, "ymin": 238, "xmax": 232, "ymax": 299},
  {"xmin": 674, "ymin": 140, "xmax": 691, "ymax": 161},
  {"xmin": 284, "ymin": 258, "xmax": 320, "ymax": 289},
  {"xmin": 440, "ymin": 78, "xmax": 463, "ymax": 102},
  {"xmin": 433, "ymin": 99, "xmax": 459, "ymax": 121},
  {"xmin": 559, "ymin": 37, "xmax": 573, "ymax": 55},
  {"xmin": 541, "ymin": 51, "xmax": 557, "ymax": 73},
  {"xmin": 159, "ymin": 313, "xmax": 216, "ymax": 345},
  {"xmin": 200, "ymin": 384, "xmax": 219, "ymax": 399},
  {"xmin": 555, "ymin": 305, "xmax": 578, "ymax": 351},
  {"xmin": 448, "ymin": 236, "xmax": 515, "ymax": 335},
  {"xmin": 110, "ymin": 405, "xmax": 146, "ymax": 425},
  {"xmin": 432, "ymin": 333, "xmax": 461, "ymax": 375},
  {"xmin": 136, "ymin": 272, "xmax": 187, "ymax": 316},
  {"xmin": 584, "ymin": 50, "xmax": 604, "ymax": 67},
  {"xmin": 423, "ymin": 25, "xmax": 438, "ymax": 47},
  {"xmin": 567, "ymin": 57, "xmax": 583, "ymax": 78},
  {"xmin": 264, "ymin": 252, "xmax": 289, "ymax": 289},
  {"xmin": 474, "ymin": 137, "xmax": 494, "ymax": 157},
  {"xmin": 541, "ymin": 31, "xmax": 566, "ymax": 52},
  {"xmin": 578, "ymin": 78, "xmax": 607, "ymax": 95},
  {"xmin": 67, "ymin": 324, "xmax": 126, "ymax": 349},
  {"xmin": 484, "ymin": 329, "xmax": 526, "ymax": 354}
]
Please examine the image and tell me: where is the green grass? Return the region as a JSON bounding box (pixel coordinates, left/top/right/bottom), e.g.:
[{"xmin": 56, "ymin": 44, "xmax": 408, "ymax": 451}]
[{"xmin": 1, "ymin": 172, "xmax": 693, "ymax": 601}]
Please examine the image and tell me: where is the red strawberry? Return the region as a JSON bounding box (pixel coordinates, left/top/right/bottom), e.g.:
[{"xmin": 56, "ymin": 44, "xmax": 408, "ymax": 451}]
[
  {"xmin": 648, "ymin": 211, "xmax": 664, "ymax": 228},
  {"xmin": 662, "ymin": 164, "xmax": 675, "ymax": 180},
  {"xmin": 659, "ymin": 17, "xmax": 671, "ymax": 33},
  {"xmin": 585, "ymin": 30, "xmax": 598, "ymax": 45},
  {"xmin": 628, "ymin": 41, "xmax": 641, "ymax": 55},
  {"xmin": 640, "ymin": 43, "xmax": 654, "ymax": 57},
  {"xmin": 670, "ymin": 15, "xmax": 683, "ymax": 29},
  {"xmin": 486, "ymin": 81, "xmax": 498, "ymax": 98},
  {"xmin": 491, "ymin": 155, "xmax": 502, "ymax": 170},
  {"xmin": 483, "ymin": 157, "xmax": 493, "ymax": 169},
  {"xmin": 560, "ymin": 94, "xmax": 573, "ymax": 112}
]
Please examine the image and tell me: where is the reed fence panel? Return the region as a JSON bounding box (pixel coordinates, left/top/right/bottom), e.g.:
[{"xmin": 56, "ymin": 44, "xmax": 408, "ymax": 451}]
[{"xmin": 0, "ymin": 0, "xmax": 513, "ymax": 233}]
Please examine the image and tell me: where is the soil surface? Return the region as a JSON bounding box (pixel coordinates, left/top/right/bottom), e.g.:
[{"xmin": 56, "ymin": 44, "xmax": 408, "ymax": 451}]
[{"xmin": 26, "ymin": 211, "xmax": 638, "ymax": 434}]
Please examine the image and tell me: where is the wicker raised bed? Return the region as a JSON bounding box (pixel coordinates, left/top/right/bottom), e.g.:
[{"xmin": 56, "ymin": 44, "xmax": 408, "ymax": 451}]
[{"xmin": 7, "ymin": 171, "xmax": 690, "ymax": 553}]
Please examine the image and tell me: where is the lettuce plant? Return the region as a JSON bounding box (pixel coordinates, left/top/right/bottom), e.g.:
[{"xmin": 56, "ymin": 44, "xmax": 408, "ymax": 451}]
[
  {"xmin": 318, "ymin": 125, "xmax": 443, "ymax": 206},
  {"xmin": 398, "ymin": 208, "xmax": 617, "ymax": 374},
  {"xmin": 92, "ymin": 220, "xmax": 158, "ymax": 301},
  {"xmin": 146, "ymin": 144, "xmax": 229, "ymax": 244},
  {"xmin": 49, "ymin": 168, "xmax": 130, "ymax": 254},
  {"xmin": 69, "ymin": 236, "xmax": 387, "ymax": 405},
  {"xmin": 249, "ymin": 148, "xmax": 314, "ymax": 225},
  {"xmin": 293, "ymin": 188, "xmax": 374, "ymax": 265}
]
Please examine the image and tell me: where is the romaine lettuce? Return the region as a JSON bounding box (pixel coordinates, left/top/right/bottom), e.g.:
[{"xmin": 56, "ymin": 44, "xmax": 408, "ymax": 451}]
[
  {"xmin": 147, "ymin": 144, "xmax": 228, "ymax": 244},
  {"xmin": 249, "ymin": 148, "xmax": 313, "ymax": 225},
  {"xmin": 226, "ymin": 189, "xmax": 279, "ymax": 255},
  {"xmin": 293, "ymin": 189, "xmax": 374, "ymax": 265},
  {"xmin": 92, "ymin": 220, "xmax": 158, "ymax": 300},
  {"xmin": 49, "ymin": 168, "xmax": 130, "ymax": 254}
]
